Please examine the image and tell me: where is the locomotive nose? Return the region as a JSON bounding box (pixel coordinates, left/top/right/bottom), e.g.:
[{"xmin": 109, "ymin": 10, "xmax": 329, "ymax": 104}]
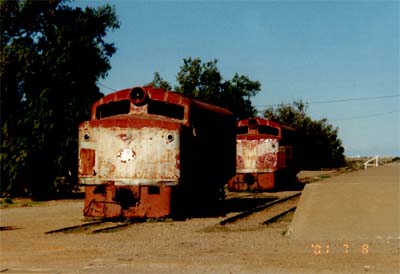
[{"xmin": 130, "ymin": 87, "xmax": 148, "ymax": 106}]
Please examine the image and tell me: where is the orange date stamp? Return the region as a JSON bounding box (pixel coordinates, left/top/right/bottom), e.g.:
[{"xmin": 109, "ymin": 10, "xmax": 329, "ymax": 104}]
[{"xmin": 311, "ymin": 243, "xmax": 369, "ymax": 255}]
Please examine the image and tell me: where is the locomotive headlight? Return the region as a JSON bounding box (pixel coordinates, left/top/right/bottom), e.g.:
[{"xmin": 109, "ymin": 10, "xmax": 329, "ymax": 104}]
[
  {"xmin": 130, "ymin": 87, "xmax": 148, "ymax": 106},
  {"xmin": 167, "ymin": 134, "xmax": 174, "ymax": 142},
  {"xmin": 248, "ymin": 118, "xmax": 258, "ymax": 129},
  {"xmin": 82, "ymin": 129, "xmax": 91, "ymax": 141}
]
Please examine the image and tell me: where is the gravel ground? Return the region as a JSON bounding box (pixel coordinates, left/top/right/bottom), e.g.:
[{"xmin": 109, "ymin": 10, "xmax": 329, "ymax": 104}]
[{"xmin": 0, "ymin": 165, "xmax": 399, "ymax": 274}]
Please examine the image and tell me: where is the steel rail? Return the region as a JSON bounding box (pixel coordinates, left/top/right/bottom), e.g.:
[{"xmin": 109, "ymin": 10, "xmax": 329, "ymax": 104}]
[
  {"xmin": 45, "ymin": 220, "xmax": 104, "ymax": 234},
  {"xmin": 91, "ymin": 221, "xmax": 133, "ymax": 233},
  {"xmin": 262, "ymin": 206, "xmax": 297, "ymax": 225},
  {"xmin": 220, "ymin": 192, "xmax": 301, "ymax": 225}
]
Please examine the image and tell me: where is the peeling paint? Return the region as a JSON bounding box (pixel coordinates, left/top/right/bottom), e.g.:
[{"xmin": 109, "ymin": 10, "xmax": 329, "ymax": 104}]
[
  {"xmin": 79, "ymin": 125, "xmax": 180, "ymax": 186},
  {"xmin": 236, "ymin": 138, "xmax": 278, "ymax": 172},
  {"xmin": 117, "ymin": 148, "xmax": 135, "ymax": 163},
  {"xmin": 228, "ymin": 117, "xmax": 297, "ymax": 192},
  {"xmin": 79, "ymin": 86, "xmax": 236, "ymax": 218}
]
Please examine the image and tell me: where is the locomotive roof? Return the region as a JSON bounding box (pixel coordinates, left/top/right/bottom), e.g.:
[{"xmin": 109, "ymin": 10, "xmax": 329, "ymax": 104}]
[
  {"xmin": 238, "ymin": 117, "xmax": 295, "ymax": 132},
  {"xmin": 91, "ymin": 86, "xmax": 233, "ymax": 119}
]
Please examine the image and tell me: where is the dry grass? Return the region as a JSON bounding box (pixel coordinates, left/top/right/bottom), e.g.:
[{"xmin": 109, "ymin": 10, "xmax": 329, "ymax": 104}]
[{"xmin": 0, "ymin": 198, "xmax": 41, "ymax": 208}]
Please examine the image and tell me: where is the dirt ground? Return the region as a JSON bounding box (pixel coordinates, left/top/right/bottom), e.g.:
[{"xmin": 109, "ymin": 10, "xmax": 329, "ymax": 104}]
[{"xmin": 0, "ymin": 166, "xmax": 399, "ymax": 274}]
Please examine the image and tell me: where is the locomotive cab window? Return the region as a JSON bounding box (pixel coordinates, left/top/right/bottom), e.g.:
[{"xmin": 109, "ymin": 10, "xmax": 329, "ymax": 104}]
[
  {"xmin": 96, "ymin": 100, "xmax": 131, "ymax": 119},
  {"xmin": 258, "ymin": 125, "xmax": 280, "ymax": 136},
  {"xmin": 237, "ymin": 126, "xmax": 248, "ymax": 135},
  {"xmin": 147, "ymin": 100, "xmax": 185, "ymax": 120}
]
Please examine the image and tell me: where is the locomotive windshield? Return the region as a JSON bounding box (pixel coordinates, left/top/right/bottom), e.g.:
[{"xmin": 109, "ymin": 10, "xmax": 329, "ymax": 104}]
[
  {"xmin": 237, "ymin": 126, "xmax": 248, "ymax": 134},
  {"xmin": 258, "ymin": 125, "xmax": 279, "ymax": 136},
  {"xmin": 148, "ymin": 100, "xmax": 185, "ymax": 120},
  {"xmin": 96, "ymin": 100, "xmax": 131, "ymax": 119},
  {"xmin": 95, "ymin": 99, "xmax": 185, "ymax": 120},
  {"xmin": 237, "ymin": 125, "xmax": 280, "ymax": 136}
]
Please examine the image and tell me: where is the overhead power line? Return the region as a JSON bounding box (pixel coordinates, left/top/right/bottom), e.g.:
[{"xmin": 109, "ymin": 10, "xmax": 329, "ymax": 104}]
[
  {"xmin": 308, "ymin": 94, "xmax": 400, "ymax": 104},
  {"xmin": 98, "ymin": 82, "xmax": 117, "ymax": 92},
  {"xmin": 330, "ymin": 110, "xmax": 400, "ymax": 122},
  {"xmin": 255, "ymin": 94, "xmax": 400, "ymax": 108}
]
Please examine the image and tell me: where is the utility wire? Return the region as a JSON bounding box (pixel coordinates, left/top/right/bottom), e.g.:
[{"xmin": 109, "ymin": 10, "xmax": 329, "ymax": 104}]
[
  {"xmin": 96, "ymin": 83, "xmax": 398, "ymax": 122},
  {"xmin": 98, "ymin": 82, "xmax": 117, "ymax": 92},
  {"xmin": 330, "ymin": 110, "xmax": 400, "ymax": 122},
  {"xmin": 96, "ymin": 83, "xmax": 399, "ymax": 106},
  {"xmin": 308, "ymin": 94, "xmax": 399, "ymax": 104},
  {"xmin": 255, "ymin": 94, "xmax": 400, "ymax": 108}
]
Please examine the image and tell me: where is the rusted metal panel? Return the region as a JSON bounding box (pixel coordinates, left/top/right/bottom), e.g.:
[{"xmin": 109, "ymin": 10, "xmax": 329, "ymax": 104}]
[
  {"xmin": 79, "ymin": 124, "xmax": 180, "ymax": 186},
  {"xmin": 122, "ymin": 185, "xmax": 172, "ymax": 218},
  {"xmin": 84, "ymin": 184, "xmax": 173, "ymax": 218},
  {"xmin": 79, "ymin": 149, "xmax": 95, "ymax": 176},
  {"xmin": 236, "ymin": 138, "xmax": 279, "ymax": 173},
  {"xmin": 277, "ymin": 149, "xmax": 286, "ymax": 168},
  {"xmin": 79, "ymin": 85, "xmax": 236, "ymax": 218},
  {"xmin": 228, "ymin": 173, "xmax": 275, "ymax": 191},
  {"xmin": 231, "ymin": 117, "xmax": 298, "ymax": 192},
  {"xmin": 84, "ymin": 184, "xmax": 122, "ymax": 218}
]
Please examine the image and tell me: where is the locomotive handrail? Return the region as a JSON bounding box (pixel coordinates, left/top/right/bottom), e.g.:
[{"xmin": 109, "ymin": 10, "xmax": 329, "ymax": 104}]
[{"xmin": 364, "ymin": 155, "xmax": 379, "ymax": 169}]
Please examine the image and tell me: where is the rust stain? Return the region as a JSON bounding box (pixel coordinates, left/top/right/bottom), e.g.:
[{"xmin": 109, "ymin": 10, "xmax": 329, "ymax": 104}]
[
  {"xmin": 229, "ymin": 117, "xmax": 297, "ymax": 192},
  {"xmin": 80, "ymin": 126, "xmax": 181, "ymax": 185},
  {"xmin": 237, "ymin": 138, "xmax": 278, "ymax": 171},
  {"xmin": 84, "ymin": 184, "xmax": 173, "ymax": 218},
  {"xmin": 79, "ymin": 149, "xmax": 95, "ymax": 176},
  {"xmin": 79, "ymin": 86, "xmax": 236, "ymax": 218}
]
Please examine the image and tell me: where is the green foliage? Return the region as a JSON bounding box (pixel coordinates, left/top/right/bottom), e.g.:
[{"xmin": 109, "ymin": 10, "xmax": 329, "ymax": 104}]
[
  {"xmin": 0, "ymin": 197, "xmax": 40, "ymax": 208},
  {"xmin": 263, "ymin": 101, "xmax": 346, "ymax": 169},
  {"xmin": 151, "ymin": 58, "xmax": 261, "ymax": 119},
  {"xmin": 150, "ymin": 72, "xmax": 172, "ymax": 91},
  {"xmin": 1, "ymin": 0, "xmax": 119, "ymax": 198},
  {"xmin": 1, "ymin": 197, "xmax": 13, "ymax": 205}
]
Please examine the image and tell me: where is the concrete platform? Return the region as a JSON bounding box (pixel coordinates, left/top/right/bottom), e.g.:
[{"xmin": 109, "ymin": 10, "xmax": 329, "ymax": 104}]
[{"xmin": 288, "ymin": 162, "xmax": 400, "ymax": 240}]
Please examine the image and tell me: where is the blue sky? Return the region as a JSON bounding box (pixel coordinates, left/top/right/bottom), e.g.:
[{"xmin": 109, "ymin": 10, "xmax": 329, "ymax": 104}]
[{"xmin": 76, "ymin": 0, "xmax": 399, "ymax": 157}]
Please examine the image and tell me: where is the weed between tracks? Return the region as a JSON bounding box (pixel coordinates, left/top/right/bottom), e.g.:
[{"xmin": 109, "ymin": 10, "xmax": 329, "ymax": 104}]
[{"xmin": 0, "ymin": 198, "xmax": 41, "ymax": 208}]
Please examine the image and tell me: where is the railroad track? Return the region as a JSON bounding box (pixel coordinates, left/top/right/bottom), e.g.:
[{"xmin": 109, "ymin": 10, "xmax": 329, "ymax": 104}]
[
  {"xmin": 217, "ymin": 191, "xmax": 302, "ymax": 230},
  {"xmin": 46, "ymin": 192, "xmax": 302, "ymax": 234},
  {"xmin": 45, "ymin": 220, "xmax": 138, "ymax": 234}
]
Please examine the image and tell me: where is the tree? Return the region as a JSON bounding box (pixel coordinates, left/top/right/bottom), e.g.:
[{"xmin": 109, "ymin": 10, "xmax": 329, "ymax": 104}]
[
  {"xmin": 150, "ymin": 72, "xmax": 172, "ymax": 91},
  {"xmin": 0, "ymin": 0, "xmax": 120, "ymax": 198},
  {"xmin": 151, "ymin": 58, "xmax": 261, "ymax": 119},
  {"xmin": 263, "ymin": 101, "xmax": 346, "ymax": 169}
]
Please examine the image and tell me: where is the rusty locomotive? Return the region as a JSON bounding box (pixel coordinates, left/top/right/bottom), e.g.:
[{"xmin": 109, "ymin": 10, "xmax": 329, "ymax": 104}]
[
  {"xmin": 78, "ymin": 86, "xmax": 236, "ymax": 218},
  {"xmin": 228, "ymin": 117, "xmax": 298, "ymax": 191}
]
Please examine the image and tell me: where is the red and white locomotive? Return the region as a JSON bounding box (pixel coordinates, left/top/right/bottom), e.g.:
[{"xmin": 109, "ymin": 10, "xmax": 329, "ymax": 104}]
[
  {"xmin": 228, "ymin": 117, "xmax": 298, "ymax": 191},
  {"xmin": 78, "ymin": 86, "xmax": 236, "ymax": 218}
]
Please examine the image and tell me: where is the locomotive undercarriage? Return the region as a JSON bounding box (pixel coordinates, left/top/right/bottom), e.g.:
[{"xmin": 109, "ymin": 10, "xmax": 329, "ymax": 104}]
[
  {"xmin": 83, "ymin": 180, "xmax": 226, "ymax": 219},
  {"xmin": 228, "ymin": 173, "xmax": 276, "ymax": 192},
  {"xmin": 228, "ymin": 169, "xmax": 298, "ymax": 192},
  {"xmin": 83, "ymin": 183, "xmax": 173, "ymax": 219}
]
